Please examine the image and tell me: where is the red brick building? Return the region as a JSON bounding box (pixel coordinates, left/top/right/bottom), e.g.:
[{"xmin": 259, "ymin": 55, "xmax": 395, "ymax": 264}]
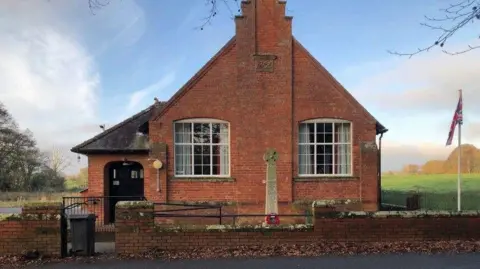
[{"xmin": 71, "ymin": 0, "xmax": 388, "ymax": 222}]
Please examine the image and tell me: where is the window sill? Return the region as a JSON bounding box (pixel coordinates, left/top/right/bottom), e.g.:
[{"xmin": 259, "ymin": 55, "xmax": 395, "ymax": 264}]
[
  {"xmin": 169, "ymin": 176, "xmax": 236, "ymax": 182},
  {"xmin": 294, "ymin": 176, "xmax": 359, "ymax": 182}
]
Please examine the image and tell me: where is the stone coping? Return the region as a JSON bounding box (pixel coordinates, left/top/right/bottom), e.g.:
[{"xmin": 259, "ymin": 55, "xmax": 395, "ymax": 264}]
[
  {"xmin": 116, "ymin": 201, "xmax": 154, "ymax": 209},
  {"xmin": 310, "ymin": 199, "xmax": 360, "ymax": 206},
  {"xmin": 117, "ymin": 200, "xmax": 355, "ymax": 209},
  {"xmin": 116, "ymin": 201, "xmax": 480, "ymax": 219},
  {"xmin": 0, "ymin": 213, "xmax": 61, "ymax": 221},
  {"xmin": 315, "ymin": 210, "xmax": 480, "ymax": 218},
  {"xmin": 23, "ymin": 202, "xmax": 62, "ymax": 209},
  {"xmin": 151, "ymin": 224, "xmax": 314, "ymax": 233}
]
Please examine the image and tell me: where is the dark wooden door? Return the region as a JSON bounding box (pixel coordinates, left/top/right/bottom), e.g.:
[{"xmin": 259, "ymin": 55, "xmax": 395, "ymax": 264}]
[{"xmin": 108, "ymin": 162, "xmax": 144, "ymax": 223}]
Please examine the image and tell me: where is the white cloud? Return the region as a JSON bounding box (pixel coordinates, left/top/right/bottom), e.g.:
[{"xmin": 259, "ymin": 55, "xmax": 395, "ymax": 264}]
[
  {"xmin": 127, "ymin": 72, "xmax": 177, "ymax": 112},
  {"xmin": 0, "ymin": 0, "xmax": 145, "ymax": 175},
  {"xmin": 346, "ymin": 41, "xmax": 480, "ymax": 170},
  {"xmin": 353, "ymin": 41, "xmax": 480, "ymax": 114},
  {"xmin": 0, "ymin": 8, "xmax": 98, "ymax": 149}
]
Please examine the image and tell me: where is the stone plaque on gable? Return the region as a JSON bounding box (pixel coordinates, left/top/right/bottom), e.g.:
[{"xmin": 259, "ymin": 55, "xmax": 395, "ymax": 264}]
[{"xmin": 254, "ymin": 54, "xmax": 277, "ymax": 73}]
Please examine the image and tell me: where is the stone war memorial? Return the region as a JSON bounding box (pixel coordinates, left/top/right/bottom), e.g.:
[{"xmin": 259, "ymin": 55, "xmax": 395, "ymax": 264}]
[{"xmin": 264, "ymin": 148, "xmax": 280, "ymax": 225}]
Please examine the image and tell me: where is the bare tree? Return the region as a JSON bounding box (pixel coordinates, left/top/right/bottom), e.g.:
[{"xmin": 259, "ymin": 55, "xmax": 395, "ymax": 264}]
[
  {"xmin": 389, "ymin": 0, "xmax": 480, "ymax": 57},
  {"xmin": 86, "ymin": 0, "xmax": 478, "ymax": 57},
  {"xmin": 44, "ymin": 146, "xmax": 71, "ymax": 177},
  {"xmin": 87, "ymin": 0, "xmax": 111, "ymax": 14}
]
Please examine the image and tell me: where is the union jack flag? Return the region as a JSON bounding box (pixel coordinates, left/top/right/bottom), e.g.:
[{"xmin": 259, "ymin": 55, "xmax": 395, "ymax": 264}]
[{"xmin": 446, "ymin": 90, "xmax": 463, "ymax": 146}]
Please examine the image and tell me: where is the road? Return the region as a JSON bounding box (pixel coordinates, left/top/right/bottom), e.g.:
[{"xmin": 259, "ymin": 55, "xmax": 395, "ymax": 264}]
[
  {"xmin": 0, "ymin": 207, "xmax": 22, "ymax": 214},
  {"xmin": 32, "ymin": 253, "xmax": 480, "ymax": 269},
  {"xmin": 0, "ymin": 207, "xmax": 90, "ymax": 216}
]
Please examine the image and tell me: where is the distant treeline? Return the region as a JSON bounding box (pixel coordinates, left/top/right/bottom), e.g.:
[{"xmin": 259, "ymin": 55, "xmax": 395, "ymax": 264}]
[{"xmin": 390, "ymin": 144, "xmax": 480, "ymax": 175}]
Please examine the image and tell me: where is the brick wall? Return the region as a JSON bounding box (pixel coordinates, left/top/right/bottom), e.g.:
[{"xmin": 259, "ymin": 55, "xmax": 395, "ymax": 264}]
[
  {"xmin": 153, "ymin": 202, "xmax": 312, "ymax": 226},
  {"xmin": 0, "ymin": 203, "xmax": 61, "ymax": 257},
  {"xmin": 83, "ymin": 0, "xmax": 380, "ymax": 211},
  {"xmin": 135, "ymin": 0, "xmax": 379, "ymax": 210},
  {"xmin": 115, "ymin": 202, "xmax": 480, "ymax": 255},
  {"xmin": 81, "ymin": 0, "xmax": 381, "ymax": 212},
  {"xmin": 86, "ymin": 154, "xmax": 150, "ymax": 198}
]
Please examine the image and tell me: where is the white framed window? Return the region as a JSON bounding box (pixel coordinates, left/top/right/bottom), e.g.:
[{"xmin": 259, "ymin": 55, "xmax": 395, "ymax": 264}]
[
  {"xmin": 298, "ymin": 119, "xmax": 352, "ymax": 176},
  {"xmin": 174, "ymin": 119, "xmax": 230, "ymax": 177}
]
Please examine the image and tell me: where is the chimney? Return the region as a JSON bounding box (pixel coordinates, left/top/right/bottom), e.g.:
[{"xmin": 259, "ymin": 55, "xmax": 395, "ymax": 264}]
[{"xmin": 235, "ymin": 0, "xmax": 292, "ymax": 56}]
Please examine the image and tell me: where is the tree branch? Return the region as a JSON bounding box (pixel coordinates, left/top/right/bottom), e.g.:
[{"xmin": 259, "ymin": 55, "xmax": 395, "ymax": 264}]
[
  {"xmin": 196, "ymin": 0, "xmax": 240, "ymax": 30},
  {"xmin": 388, "ymin": 0, "xmax": 480, "ymax": 57},
  {"xmin": 88, "ymin": 0, "xmax": 110, "ymax": 15}
]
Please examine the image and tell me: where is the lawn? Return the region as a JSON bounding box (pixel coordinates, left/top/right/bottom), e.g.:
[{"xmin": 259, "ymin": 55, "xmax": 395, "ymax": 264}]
[
  {"xmin": 381, "ymin": 173, "xmax": 480, "ymax": 210},
  {"xmin": 0, "ymin": 192, "xmax": 80, "ymax": 207},
  {"xmin": 1, "ymin": 174, "xmax": 479, "ymax": 211}
]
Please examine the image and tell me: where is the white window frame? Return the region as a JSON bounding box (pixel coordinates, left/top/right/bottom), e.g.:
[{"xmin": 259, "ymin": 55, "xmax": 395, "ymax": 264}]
[
  {"xmin": 173, "ymin": 118, "xmax": 231, "ymax": 177},
  {"xmin": 298, "ymin": 118, "xmax": 353, "ymax": 177}
]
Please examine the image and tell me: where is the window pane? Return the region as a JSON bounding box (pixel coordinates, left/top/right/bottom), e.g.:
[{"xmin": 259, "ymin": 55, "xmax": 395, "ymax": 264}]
[
  {"xmin": 212, "ymin": 123, "xmax": 228, "ymax": 144},
  {"xmin": 316, "ymin": 144, "xmax": 333, "ymax": 175},
  {"xmin": 335, "ymin": 143, "xmax": 351, "ymax": 174},
  {"xmin": 212, "ymin": 123, "xmax": 220, "ymax": 143},
  {"xmin": 298, "ymin": 144, "xmax": 314, "ymax": 174},
  {"xmin": 175, "ymin": 145, "xmax": 192, "ymax": 175},
  {"xmin": 212, "ymin": 145, "xmax": 229, "ymax": 175},
  {"xmin": 193, "ymin": 145, "xmax": 211, "ymax": 175},
  {"xmin": 202, "ymin": 152, "xmax": 211, "ymax": 166},
  {"xmin": 174, "ymin": 122, "xmax": 192, "ymax": 143},
  {"xmin": 201, "ymin": 165, "xmax": 211, "ymax": 175},
  {"xmin": 324, "ymin": 123, "xmax": 333, "ymax": 143},
  {"xmin": 335, "ymin": 122, "xmax": 350, "ymax": 143},
  {"xmin": 193, "ymin": 123, "xmax": 211, "ymax": 143},
  {"xmin": 194, "ymin": 165, "xmax": 203, "ymax": 175},
  {"xmin": 299, "ymin": 123, "xmax": 314, "ymax": 143},
  {"xmin": 316, "ymin": 123, "xmax": 333, "ymax": 143}
]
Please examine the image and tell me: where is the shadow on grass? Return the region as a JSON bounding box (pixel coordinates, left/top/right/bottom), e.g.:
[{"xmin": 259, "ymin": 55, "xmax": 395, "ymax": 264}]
[{"xmin": 382, "ymin": 190, "xmax": 480, "ymax": 210}]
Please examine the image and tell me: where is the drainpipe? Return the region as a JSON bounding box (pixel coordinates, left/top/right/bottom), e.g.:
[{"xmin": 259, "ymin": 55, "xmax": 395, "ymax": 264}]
[{"xmin": 377, "ymin": 132, "xmax": 384, "ymax": 208}]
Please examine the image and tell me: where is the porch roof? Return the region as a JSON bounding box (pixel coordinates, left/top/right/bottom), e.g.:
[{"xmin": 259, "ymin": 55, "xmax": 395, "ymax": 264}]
[{"xmin": 71, "ymin": 101, "xmax": 166, "ymax": 154}]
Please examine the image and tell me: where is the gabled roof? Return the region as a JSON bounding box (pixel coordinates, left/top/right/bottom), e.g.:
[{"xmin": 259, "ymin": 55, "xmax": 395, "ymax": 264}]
[
  {"xmin": 71, "ymin": 33, "xmax": 387, "ymax": 156},
  {"xmin": 292, "ymin": 38, "xmax": 388, "ymax": 135},
  {"xmin": 151, "ymin": 37, "xmax": 236, "ymax": 121},
  {"xmin": 71, "ymin": 102, "xmax": 166, "ymax": 154},
  {"xmin": 70, "ymin": 37, "xmax": 237, "ymax": 155},
  {"xmin": 150, "ymin": 36, "xmax": 387, "ymax": 135}
]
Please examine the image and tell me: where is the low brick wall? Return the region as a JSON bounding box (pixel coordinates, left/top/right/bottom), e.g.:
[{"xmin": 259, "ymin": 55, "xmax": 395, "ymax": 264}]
[
  {"xmin": 313, "ymin": 210, "xmax": 480, "ymax": 241},
  {"xmin": 115, "ymin": 201, "xmax": 480, "ymax": 255},
  {"xmin": 0, "ymin": 202, "xmax": 61, "ymax": 257}
]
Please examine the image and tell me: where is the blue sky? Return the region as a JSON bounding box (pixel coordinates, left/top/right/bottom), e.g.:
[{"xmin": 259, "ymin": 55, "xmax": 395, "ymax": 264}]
[{"xmin": 1, "ymin": 0, "xmax": 479, "ymax": 174}]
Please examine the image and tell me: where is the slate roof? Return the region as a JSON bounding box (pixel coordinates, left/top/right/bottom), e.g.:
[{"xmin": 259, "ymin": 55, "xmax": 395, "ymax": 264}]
[{"xmin": 71, "ymin": 102, "xmax": 166, "ymax": 154}]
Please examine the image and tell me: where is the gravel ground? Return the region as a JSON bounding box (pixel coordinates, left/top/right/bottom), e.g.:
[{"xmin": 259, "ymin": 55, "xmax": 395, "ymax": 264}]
[
  {"xmin": 2, "ymin": 241, "xmax": 480, "ymax": 269},
  {"xmin": 26, "ymin": 253, "xmax": 480, "ymax": 269}
]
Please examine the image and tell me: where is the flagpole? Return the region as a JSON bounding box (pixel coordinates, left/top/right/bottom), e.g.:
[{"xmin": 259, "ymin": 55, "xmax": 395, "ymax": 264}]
[{"xmin": 457, "ymin": 89, "xmax": 462, "ymax": 212}]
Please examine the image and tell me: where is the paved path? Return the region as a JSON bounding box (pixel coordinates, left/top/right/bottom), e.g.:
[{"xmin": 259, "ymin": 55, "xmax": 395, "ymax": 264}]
[{"xmin": 34, "ymin": 253, "xmax": 480, "ymax": 269}]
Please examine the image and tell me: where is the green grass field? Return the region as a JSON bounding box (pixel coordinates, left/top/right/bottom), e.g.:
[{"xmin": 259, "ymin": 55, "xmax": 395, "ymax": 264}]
[
  {"xmin": 0, "ymin": 174, "xmax": 478, "ymax": 211},
  {"xmin": 382, "ymin": 173, "xmax": 480, "ymax": 210},
  {"xmin": 0, "ymin": 192, "xmax": 80, "ymax": 207}
]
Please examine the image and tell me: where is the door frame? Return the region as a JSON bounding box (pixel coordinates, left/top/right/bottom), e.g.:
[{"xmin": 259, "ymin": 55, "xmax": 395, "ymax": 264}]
[{"xmin": 104, "ymin": 161, "xmax": 145, "ymax": 223}]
